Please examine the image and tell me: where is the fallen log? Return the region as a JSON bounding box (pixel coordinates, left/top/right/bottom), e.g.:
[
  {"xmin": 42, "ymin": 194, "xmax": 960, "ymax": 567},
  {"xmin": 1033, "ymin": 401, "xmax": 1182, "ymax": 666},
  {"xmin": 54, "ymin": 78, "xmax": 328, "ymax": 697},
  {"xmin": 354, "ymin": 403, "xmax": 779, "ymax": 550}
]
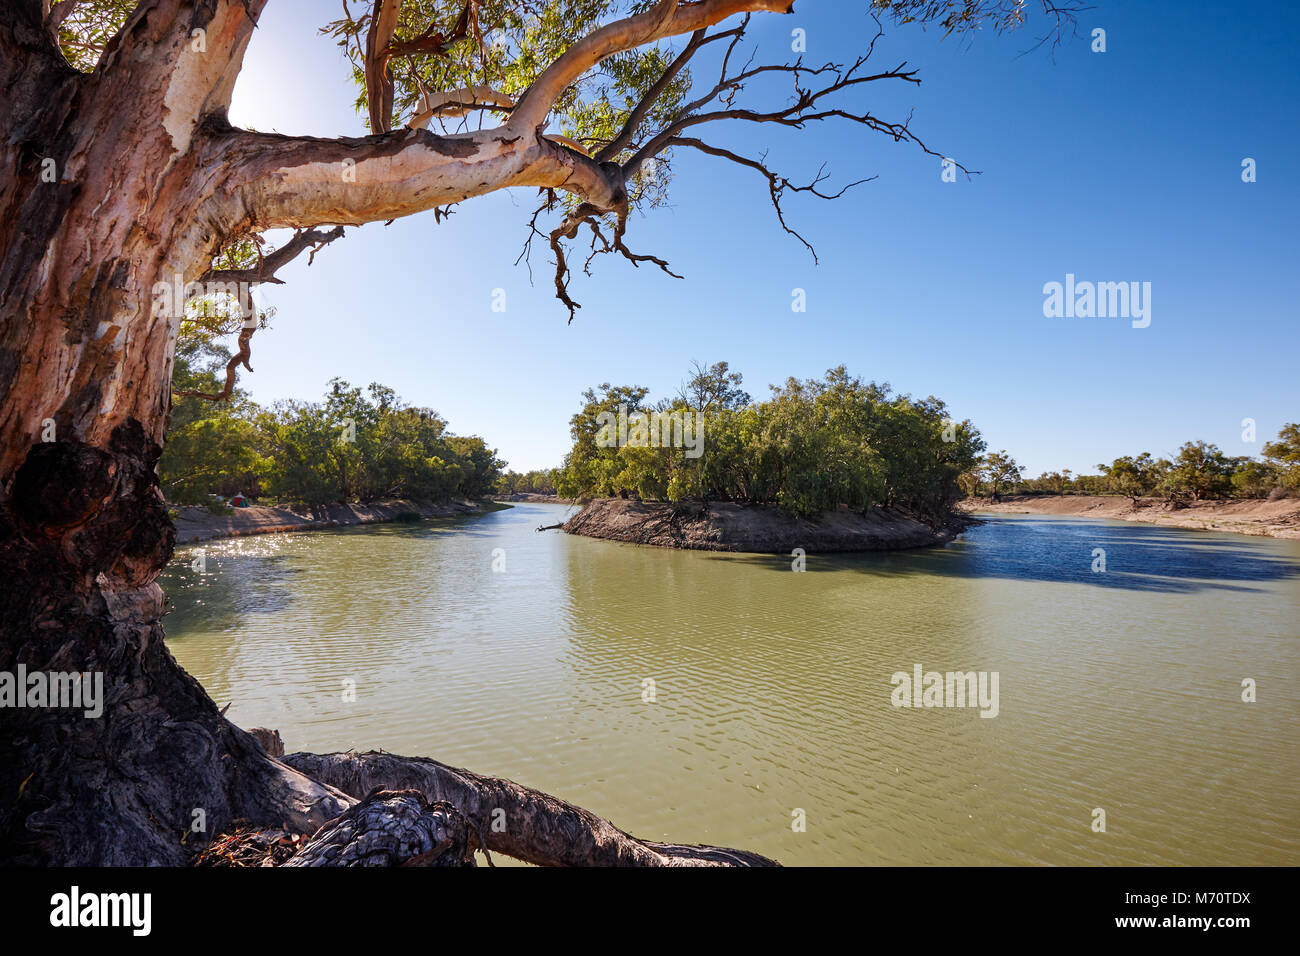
[{"xmin": 284, "ymin": 750, "xmax": 779, "ymax": 867}]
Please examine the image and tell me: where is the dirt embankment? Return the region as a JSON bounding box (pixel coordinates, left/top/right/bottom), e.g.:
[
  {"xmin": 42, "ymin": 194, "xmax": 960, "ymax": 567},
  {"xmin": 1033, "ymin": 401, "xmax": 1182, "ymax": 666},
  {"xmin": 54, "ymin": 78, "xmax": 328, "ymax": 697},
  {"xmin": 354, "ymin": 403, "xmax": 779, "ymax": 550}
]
[
  {"xmin": 172, "ymin": 498, "xmax": 493, "ymax": 545},
  {"xmin": 562, "ymin": 498, "xmax": 963, "ymax": 553},
  {"xmin": 958, "ymin": 494, "xmax": 1300, "ymax": 540},
  {"xmin": 492, "ymin": 492, "xmax": 574, "ymax": 503}
]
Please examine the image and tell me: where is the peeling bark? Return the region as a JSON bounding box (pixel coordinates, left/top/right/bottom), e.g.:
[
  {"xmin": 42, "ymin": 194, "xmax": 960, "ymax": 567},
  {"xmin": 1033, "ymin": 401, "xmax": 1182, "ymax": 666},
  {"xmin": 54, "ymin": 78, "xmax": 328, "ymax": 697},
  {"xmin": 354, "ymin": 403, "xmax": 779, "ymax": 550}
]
[{"xmin": 285, "ymin": 790, "xmax": 474, "ymax": 867}]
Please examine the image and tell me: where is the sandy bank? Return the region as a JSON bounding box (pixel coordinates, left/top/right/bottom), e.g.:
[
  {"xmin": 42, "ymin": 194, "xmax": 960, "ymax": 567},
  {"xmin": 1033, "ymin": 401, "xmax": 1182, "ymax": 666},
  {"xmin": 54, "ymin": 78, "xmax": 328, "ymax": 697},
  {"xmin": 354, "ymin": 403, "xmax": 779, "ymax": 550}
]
[
  {"xmin": 562, "ymin": 498, "xmax": 962, "ymax": 553},
  {"xmin": 958, "ymin": 494, "xmax": 1300, "ymax": 540},
  {"xmin": 492, "ymin": 493, "xmax": 574, "ymax": 503},
  {"xmin": 172, "ymin": 498, "xmax": 493, "ymax": 545}
]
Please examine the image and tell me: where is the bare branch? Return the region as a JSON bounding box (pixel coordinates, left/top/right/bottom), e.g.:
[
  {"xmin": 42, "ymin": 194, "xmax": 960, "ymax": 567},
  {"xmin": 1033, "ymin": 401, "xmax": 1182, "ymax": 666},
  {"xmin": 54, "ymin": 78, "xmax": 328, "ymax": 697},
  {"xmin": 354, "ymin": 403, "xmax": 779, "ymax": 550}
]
[
  {"xmin": 607, "ymin": 207, "xmax": 683, "ymax": 277},
  {"xmin": 514, "ymin": 193, "xmax": 556, "ymax": 283},
  {"xmin": 541, "ymin": 199, "xmax": 683, "ymax": 320},
  {"xmin": 173, "ymin": 322, "xmax": 256, "ymax": 403},
  {"xmin": 203, "ymin": 226, "xmax": 346, "ymax": 285},
  {"xmin": 668, "ymin": 137, "xmax": 873, "ymax": 263},
  {"xmin": 385, "ymin": 0, "xmax": 472, "ymax": 59},
  {"xmin": 625, "ymin": 52, "xmax": 944, "ymax": 183},
  {"xmin": 177, "ymin": 227, "xmax": 345, "ymax": 404},
  {"xmin": 546, "ymin": 201, "xmax": 605, "ymax": 322},
  {"xmin": 549, "ymin": 228, "xmax": 581, "ymax": 323}
]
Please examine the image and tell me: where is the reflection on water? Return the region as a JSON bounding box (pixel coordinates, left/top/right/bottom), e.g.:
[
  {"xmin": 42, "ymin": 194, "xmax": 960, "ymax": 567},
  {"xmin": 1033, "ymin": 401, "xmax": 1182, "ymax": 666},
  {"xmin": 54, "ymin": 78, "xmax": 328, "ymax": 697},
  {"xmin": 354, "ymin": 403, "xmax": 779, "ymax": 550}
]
[{"xmin": 161, "ymin": 504, "xmax": 1300, "ymax": 865}]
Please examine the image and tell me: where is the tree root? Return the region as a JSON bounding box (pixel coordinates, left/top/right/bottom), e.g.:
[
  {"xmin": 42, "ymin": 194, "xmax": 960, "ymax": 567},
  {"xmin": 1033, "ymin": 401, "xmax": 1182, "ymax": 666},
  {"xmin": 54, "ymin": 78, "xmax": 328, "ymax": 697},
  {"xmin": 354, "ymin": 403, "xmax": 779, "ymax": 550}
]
[
  {"xmin": 282, "ymin": 750, "xmax": 779, "ymax": 867},
  {"xmin": 284, "ymin": 790, "xmax": 475, "ymax": 867}
]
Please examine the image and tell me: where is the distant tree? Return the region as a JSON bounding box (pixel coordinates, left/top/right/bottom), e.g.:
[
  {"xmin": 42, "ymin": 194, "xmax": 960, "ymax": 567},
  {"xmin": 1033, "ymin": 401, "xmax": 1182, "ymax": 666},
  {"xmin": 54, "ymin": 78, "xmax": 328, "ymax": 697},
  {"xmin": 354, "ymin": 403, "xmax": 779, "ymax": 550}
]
[
  {"xmin": 161, "ymin": 377, "xmax": 500, "ymax": 506},
  {"xmin": 1232, "ymin": 460, "xmax": 1279, "ymax": 499},
  {"xmin": 1262, "ymin": 423, "xmax": 1300, "ymax": 489},
  {"xmin": 1159, "ymin": 441, "xmax": 1235, "ymax": 501},
  {"xmin": 981, "ymin": 450, "xmax": 1023, "ymax": 501},
  {"xmin": 556, "ymin": 383, "xmax": 652, "ymax": 500},
  {"xmin": 496, "ymin": 469, "xmax": 561, "ymax": 496},
  {"xmin": 683, "ymin": 360, "xmax": 751, "ymax": 413},
  {"xmin": 160, "ymin": 328, "xmax": 268, "ymax": 503},
  {"xmin": 1097, "ymin": 452, "xmax": 1164, "ymax": 502}
]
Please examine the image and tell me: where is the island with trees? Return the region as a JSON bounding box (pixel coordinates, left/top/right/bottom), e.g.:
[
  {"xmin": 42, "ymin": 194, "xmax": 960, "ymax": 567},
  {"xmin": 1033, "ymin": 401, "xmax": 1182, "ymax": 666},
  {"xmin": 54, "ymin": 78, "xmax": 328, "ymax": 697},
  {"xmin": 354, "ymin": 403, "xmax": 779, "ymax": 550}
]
[{"xmin": 556, "ymin": 361, "xmax": 985, "ymax": 552}]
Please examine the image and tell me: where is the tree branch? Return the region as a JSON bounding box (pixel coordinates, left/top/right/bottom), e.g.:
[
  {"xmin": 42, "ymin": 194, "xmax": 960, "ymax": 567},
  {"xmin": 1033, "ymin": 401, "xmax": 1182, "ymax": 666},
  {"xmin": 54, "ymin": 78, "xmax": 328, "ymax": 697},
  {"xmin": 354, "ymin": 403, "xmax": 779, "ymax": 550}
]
[
  {"xmin": 175, "ymin": 228, "xmax": 344, "ymax": 403},
  {"xmin": 173, "ymin": 321, "xmax": 256, "ymax": 403},
  {"xmin": 364, "ymin": 0, "xmax": 402, "ymax": 133},
  {"xmin": 541, "ymin": 199, "xmax": 683, "ymax": 320},
  {"xmin": 623, "ymin": 49, "xmax": 946, "ymax": 184},
  {"xmin": 509, "ymin": 0, "xmax": 790, "ymax": 133},
  {"xmin": 666, "ymin": 137, "xmax": 873, "ymax": 262},
  {"xmin": 408, "ymin": 84, "xmax": 515, "ymax": 127},
  {"xmin": 593, "ymin": 24, "xmax": 731, "ymax": 162},
  {"xmin": 44, "ymin": 0, "xmax": 76, "ymax": 37},
  {"xmin": 209, "ymin": 119, "xmax": 626, "ymax": 235},
  {"xmin": 385, "ymin": 0, "xmax": 472, "ymax": 59},
  {"xmin": 202, "ymin": 226, "xmax": 346, "ymax": 285}
]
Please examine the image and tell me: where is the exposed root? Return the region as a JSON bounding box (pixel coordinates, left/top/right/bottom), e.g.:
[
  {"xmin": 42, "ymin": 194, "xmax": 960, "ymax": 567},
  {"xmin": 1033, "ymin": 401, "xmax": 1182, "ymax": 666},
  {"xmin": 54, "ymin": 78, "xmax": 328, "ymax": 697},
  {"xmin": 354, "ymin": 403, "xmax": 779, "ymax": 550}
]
[
  {"xmin": 284, "ymin": 750, "xmax": 779, "ymax": 867},
  {"xmin": 284, "ymin": 790, "xmax": 475, "ymax": 867}
]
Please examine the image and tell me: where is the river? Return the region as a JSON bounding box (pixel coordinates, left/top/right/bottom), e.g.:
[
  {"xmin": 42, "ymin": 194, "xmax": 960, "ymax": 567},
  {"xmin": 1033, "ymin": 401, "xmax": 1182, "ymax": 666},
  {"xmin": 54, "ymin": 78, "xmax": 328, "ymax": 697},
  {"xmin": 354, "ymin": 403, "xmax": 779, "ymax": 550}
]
[{"xmin": 160, "ymin": 502, "xmax": 1300, "ymax": 865}]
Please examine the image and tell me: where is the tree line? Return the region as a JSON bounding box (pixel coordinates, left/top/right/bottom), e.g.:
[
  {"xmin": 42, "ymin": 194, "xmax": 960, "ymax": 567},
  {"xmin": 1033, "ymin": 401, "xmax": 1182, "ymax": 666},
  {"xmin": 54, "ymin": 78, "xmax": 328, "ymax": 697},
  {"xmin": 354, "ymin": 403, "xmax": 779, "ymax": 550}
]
[
  {"xmin": 161, "ymin": 335, "xmax": 502, "ymax": 506},
  {"xmin": 498, "ymin": 469, "xmax": 561, "ymax": 495},
  {"xmin": 556, "ymin": 362, "xmax": 985, "ymax": 522},
  {"xmin": 964, "ymin": 426, "xmax": 1300, "ymax": 502}
]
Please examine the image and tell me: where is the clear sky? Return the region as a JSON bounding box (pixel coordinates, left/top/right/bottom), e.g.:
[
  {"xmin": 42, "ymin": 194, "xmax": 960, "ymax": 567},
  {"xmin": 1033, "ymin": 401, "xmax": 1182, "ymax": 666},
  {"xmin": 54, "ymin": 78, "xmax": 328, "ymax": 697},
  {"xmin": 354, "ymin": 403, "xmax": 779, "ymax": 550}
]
[{"xmin": 227, "ymin": 0, "xmax": 1299, "ymax": 475}]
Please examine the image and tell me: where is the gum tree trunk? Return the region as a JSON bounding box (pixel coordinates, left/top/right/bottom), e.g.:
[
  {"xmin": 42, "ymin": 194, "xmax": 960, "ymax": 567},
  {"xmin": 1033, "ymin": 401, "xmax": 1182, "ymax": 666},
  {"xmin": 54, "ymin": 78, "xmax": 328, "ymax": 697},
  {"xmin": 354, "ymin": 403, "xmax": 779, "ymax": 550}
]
[{"xmin": 0, "ymin": 3, "xmax": 355, "ymax": 864}]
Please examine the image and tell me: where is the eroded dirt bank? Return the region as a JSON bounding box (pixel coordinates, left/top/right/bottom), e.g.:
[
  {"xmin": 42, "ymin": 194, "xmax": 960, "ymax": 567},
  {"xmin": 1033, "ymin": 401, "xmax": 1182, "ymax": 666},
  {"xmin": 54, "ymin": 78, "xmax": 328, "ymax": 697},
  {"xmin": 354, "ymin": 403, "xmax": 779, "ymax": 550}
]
[
  {"xmin": 562, "ymin": 498, "xmax": 963, "ymax": 553},
  {"xmin": 172, "ymin": 498, "xmax": 495, "ymax": 544},
  {"xmin": 958, "ymin": 495, "xmax": 1300, "ymax": 540},
  {"xmin": 493, "ymin": 493, "xmax": 575, "ymax": 503}
]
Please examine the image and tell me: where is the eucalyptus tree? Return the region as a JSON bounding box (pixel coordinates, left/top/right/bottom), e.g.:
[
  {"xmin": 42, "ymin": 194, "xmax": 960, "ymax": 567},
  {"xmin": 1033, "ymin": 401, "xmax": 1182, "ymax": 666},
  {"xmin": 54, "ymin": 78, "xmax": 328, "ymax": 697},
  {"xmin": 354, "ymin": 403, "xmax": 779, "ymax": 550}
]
[
  {"xmin": 980, "ymin": 449, "xmax": 1023, "ymax": 501},
  {"xmin": 1, "ymin": 0, "xmax": 1080, "ymax": 865},
  {"xmin": 1263, "ymin": 423, "xmax": 1300, "ymax": 489}
]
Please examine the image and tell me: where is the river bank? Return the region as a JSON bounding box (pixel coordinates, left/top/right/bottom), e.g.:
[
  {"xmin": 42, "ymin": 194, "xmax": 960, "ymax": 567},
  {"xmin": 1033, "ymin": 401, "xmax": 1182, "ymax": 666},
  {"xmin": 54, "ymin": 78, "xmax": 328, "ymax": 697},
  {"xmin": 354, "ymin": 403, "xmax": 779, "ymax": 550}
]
[
  {"xmin": 561, "ymin": 497, "xmax": 963, "ymax": 553},
  {"xmin": 493, "ymin": 492, "xmax": 574, "ymax": 504},
  {"xmin": 958, "ymin": 494, "xmax": 1300, "ymax": 539},
  {"xmin": 171, "ymin": 498, "xmax": 498, "ymax": 544}
]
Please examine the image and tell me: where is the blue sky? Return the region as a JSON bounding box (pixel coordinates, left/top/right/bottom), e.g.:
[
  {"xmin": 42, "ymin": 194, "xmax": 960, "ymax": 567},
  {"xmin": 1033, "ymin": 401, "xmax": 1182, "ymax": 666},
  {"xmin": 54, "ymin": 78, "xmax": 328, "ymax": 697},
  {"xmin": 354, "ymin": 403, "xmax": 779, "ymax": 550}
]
[{"xmin": 228, "ymin": 0, "xmax": 1299, "ymax": 475}]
